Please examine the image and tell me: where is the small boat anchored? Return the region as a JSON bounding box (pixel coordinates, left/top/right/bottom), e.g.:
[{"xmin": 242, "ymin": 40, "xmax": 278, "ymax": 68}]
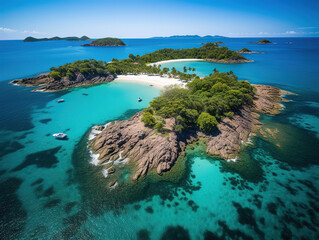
[
  {"xmin": 137, "ymin": 97, "xmax": 142, "ymax": 102},
  {"xmin": 53, "ymin": 133, "xmax": 67, "ymax": 140},
  {"xmin": 57, "ymin": 99, "xmax": 65, "ymax": 103}
]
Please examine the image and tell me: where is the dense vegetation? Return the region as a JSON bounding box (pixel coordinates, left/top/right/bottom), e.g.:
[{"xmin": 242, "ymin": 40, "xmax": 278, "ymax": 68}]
[
  {"xmin": 48, "ymin": 58, "xmax": 198, "ymax": 81},
  {"xmin": 141, "ymin": 70, "xmax": 255, "ymax": 134},
  {"xmin": 48, "ymin": 42, "xmax": 246, "ymax": 82},
  {"xmin": 49, "ymin": 59, "xmax": 160, "ymax": 80},
  {"xmin": 23, "ymin": 36, "xmax": 90, "ymax": 42},
  {"xmin": 135, "ymin": 43, "xmax": 246, "ymax": 63},
  {"xmin": 84, "ymin": 37, "xmax": 126, "ymax": 46}
]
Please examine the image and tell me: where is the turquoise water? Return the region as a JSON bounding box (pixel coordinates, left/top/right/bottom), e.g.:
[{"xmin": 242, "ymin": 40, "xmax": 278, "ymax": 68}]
[{"xmin": 1, "ymin": 38, "xmax": 319, "ymax": 239}]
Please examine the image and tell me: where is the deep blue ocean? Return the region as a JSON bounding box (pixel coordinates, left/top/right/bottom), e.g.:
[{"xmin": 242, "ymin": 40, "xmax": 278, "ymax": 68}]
[{"xmin": 0, "ymin": 38, "xmax": 319, "ymax": 240}]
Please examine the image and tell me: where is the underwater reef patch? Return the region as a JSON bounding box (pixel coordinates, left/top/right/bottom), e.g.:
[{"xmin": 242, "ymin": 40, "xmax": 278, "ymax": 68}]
[
  {"xmin": 39, "ymin": 118, "xmax": 52, "ymax": 124},
  {"xmin": 12, "ymin": 146, "xmax": 62, "ymax": 171},
  {"xmin": 160, "ymin": 225, "xmax": 190, "ymax": 240},
  {"xmin": 137, "ymin": 229, "xmax": 151, "ymax": 240},
  {"xmin": 0, "ymin": 140, "xmax": 24, "ymax": 158}
]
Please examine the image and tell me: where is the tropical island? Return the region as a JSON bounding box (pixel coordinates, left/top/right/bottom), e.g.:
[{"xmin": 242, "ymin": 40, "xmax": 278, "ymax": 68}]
[
  {"xmin": 11, "ymin": 42, "xmax": 251, "ymax": 91},
  {"xmin": 89, "ymin": 70, "xmax": 289, "ymax": 186},
  {"xmin": 252, "ymin": 39, "xmax": 273, "ymax": 44},
  {"xmin": 236, "ymin": 48, "xmax": 262, "ymax": 54},
  {"xmin": 11, "ymin": 41, "xmax": 290, "ymax": 188},
  {"xmin": 82, "ymin": 37, "xmax": 126, "ymax": 47},
  {"xmin": 23, "ymin": 36, "xmax": 91, "ymax": 42}
]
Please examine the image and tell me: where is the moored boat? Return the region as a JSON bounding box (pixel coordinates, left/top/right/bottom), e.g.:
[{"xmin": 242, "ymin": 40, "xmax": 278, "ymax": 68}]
[{"xmin": 53, "ymin": 133, "xmax": 67, "ymax": 140}]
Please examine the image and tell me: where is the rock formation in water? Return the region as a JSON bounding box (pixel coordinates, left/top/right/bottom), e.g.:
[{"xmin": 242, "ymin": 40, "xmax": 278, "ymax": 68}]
[
  {"xmin": 90, "ymin": 85, "xmax": 288, "ymax": 181},
  {"xmin": 11, "ymin": 72, "xmax": 114, "ymax": 92}
]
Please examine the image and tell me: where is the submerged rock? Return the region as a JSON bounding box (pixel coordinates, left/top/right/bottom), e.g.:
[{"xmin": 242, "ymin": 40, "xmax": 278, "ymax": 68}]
[
  {"xmin": 107, "ymin": 167, "xmax": 115, "ymax": 174},
  {"xmin": 108, "ymin": 179, "xmax": 117, "ymax": 188}
]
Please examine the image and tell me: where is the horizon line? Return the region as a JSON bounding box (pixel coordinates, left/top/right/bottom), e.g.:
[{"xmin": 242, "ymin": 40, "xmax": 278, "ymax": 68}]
[{"xmin": 1, "ymin": 36, "xmax": 319, "ymax": 41}]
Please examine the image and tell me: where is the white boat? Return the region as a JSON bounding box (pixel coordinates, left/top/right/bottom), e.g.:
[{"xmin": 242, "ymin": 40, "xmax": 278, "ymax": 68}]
[
  {"xmin": 138, "ymin": 97, "xmax": 142, "ymax": 102},
  {"xmin": 53, "ymin": 133, "xmax": 67, "ymax": 139},
  {"xmin": 57, "ymin": 99, "xmax": 65, "ymax": 103}
]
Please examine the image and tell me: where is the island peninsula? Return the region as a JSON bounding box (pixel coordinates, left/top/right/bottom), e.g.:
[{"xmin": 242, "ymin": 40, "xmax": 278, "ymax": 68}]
[
  {"xmin": 89, "ymin": 71, "xmax": 289, "ymax": 186},
  {"xmin": 12, "ymin": 42, "xmax": 251, "ymax": 91}
]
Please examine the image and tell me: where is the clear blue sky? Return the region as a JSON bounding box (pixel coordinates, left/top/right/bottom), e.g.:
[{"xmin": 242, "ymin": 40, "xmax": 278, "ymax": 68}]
[{"xmin": 1, "ymin": 0, "xmax": 318, "ymax": 39}]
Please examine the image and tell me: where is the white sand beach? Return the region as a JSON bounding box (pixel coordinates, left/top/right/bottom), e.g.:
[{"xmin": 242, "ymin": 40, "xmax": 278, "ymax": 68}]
[
  {"xmin": 115, "ymin": 74, "xmax": 185, "ymax": 88},
  {"xmin": 147, "ymin": 58, "xmax": 204, "ymax": 66}
]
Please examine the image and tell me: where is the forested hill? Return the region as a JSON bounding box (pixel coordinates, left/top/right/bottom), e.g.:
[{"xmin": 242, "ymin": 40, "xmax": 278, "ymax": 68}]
[
  {"xmin": 23, "ymin": 36, "xmax": 91, "ymax": 42},
  {"xmin": 82, "ymin": 37, "xmax": 126, "ymax": 47},
  {"xmin": 137, "ymin": 42, "xmax": 247, "ymax": 62},
  {"xmin": 141, "ymin": 70, "xmax": 255, "ymax": 134}
]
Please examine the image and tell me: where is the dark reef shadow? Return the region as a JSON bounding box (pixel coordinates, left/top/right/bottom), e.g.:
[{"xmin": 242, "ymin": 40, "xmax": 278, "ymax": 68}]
[{"xmin": 11, "ymin": 146, "xmax": 62, "ymax": 172}]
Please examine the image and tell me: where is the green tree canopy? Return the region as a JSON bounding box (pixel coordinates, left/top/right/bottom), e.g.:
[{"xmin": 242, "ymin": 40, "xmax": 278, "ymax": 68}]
[{"xmin": 197, "ymin": 112, "xmax": 218, "ymax": 133}]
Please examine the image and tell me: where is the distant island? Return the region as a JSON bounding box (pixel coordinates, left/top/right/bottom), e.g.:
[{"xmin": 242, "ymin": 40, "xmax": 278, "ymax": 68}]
[
  {"xmin": 23, "ymin": 36, "xmax": 91, "ymax": 42},
  {"xmin": 82, "ymin": 37, "xmax": 126, "ymax": 47},
  {"xmin": 12, "ymin": 42, "xmax": 251, "ymax": 91},
  {"xmin": 151, "ymin": 35, "xmax": 227, "ymax": 39},
  {"xmin": 236, "ymin": 48, "xmax": 261, "ymax": 54},
  {"xmin": 252, "ymin": 39, "xmax": 273, "ymax": 44}
]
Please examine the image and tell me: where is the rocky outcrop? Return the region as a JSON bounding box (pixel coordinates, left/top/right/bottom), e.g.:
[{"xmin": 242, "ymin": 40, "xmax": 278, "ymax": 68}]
[
  {"xmin": 11, "ymin": 72, "xmax": 114, "ymax": 92},
  {"xmin": 90, "ymin": 114, "xmax": 182, "ymax": 180},
  {"xmin": 204, "ymin": 106, "xmax": 261, "ymax": 159},
  {"xmin": 90, "ymin": 85, "xmax": 290, "ymax": 180},
  {"xmin": 252, "ymin": 84, "xmax": 287, "ymax": 115}
]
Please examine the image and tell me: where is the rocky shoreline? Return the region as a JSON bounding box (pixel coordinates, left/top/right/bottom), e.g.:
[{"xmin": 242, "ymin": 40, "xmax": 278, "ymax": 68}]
[
  {"xmin": 11, "ymin": 72, "xmax": 114, "ymax": 92},
  {"xmin": 204, "ymin": 58, "xmax": 253, "ymax": 63},
  {"xmin": 89, "ymin": 85, "xmax": 291, "ymax": 183}
]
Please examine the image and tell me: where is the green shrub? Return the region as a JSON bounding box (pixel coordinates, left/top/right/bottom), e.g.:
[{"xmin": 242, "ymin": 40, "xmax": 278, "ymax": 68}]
[
  {"xmin": 49, "ymin": 71, "xmax": 61, "ymax": 80},
  {"xmin": 141, "ymin": 112, "xmax": 156, "ymax": 127},
  {"xmin": 155, "ymin": 121, "xmax": 165, "ymax": 132}
]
